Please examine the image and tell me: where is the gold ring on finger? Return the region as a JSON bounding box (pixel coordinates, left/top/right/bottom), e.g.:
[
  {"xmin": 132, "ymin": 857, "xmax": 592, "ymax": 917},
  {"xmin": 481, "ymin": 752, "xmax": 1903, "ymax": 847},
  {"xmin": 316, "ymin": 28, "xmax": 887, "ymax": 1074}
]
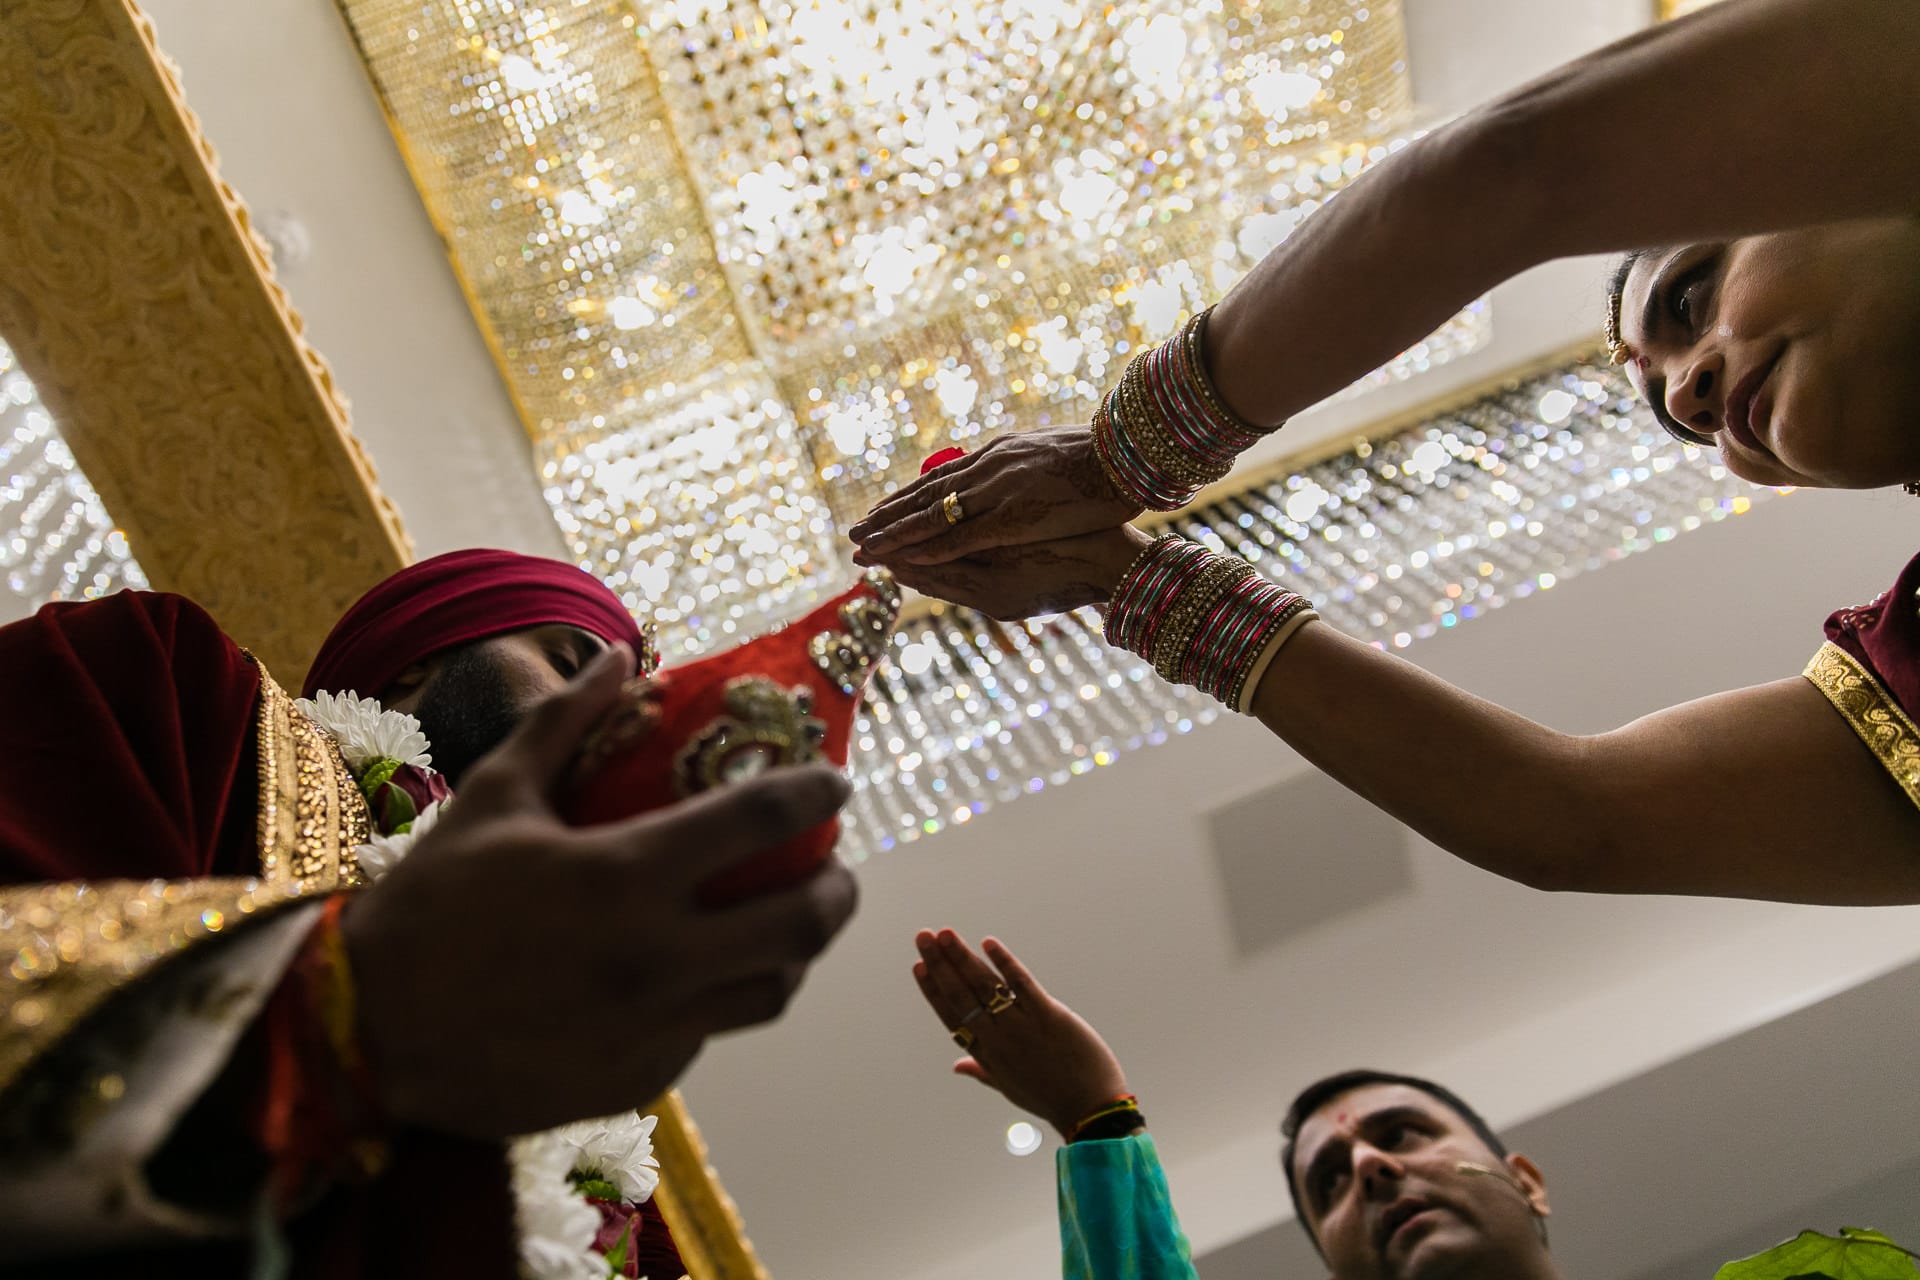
[
  {"xmin": 941, "ymin": 491, "xmax": 965, "ymax": 526},
  {"xmin": 987, "ymin": 985, "xmax": 1017, "ymax": 1015},
  {"xmin": 951, "ymin": 1025, "xmax": 977, "ymax": 1050}
]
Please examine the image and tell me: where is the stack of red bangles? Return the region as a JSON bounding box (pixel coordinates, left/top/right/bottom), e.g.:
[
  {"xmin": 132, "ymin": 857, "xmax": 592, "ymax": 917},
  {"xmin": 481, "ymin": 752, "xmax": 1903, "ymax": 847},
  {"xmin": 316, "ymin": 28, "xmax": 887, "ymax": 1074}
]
[
  {"xmin": 1091, "ymin": 307, "xmax": 1269, "ymax": 511},
  {"xmin": 1107, "ymin": 535, "xmax": 1319, "ymax": 712}
]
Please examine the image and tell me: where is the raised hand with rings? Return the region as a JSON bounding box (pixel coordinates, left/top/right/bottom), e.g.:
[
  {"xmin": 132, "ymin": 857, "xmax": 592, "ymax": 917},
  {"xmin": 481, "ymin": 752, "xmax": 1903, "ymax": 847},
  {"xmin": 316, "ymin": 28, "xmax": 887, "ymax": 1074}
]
[
  {"xmin": 910, "ymin": 928, "xmax": 1131, "ymax": 1139},
  {"xmin": 849, "ymin": 426, "xmax": 1145, "ymax": 567}
]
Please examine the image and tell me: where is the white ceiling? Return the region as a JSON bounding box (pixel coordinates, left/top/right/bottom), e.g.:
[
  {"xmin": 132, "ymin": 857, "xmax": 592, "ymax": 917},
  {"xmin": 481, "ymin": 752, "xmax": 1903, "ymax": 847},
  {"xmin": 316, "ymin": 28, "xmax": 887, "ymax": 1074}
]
[{"xmin": 123, "ymin": 2, "xmax": 1920, "ymax": 1278}]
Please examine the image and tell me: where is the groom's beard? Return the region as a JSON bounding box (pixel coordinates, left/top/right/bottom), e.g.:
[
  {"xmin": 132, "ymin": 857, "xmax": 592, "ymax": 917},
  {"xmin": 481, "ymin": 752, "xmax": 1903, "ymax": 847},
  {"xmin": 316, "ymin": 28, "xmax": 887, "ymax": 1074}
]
[{"xmin": 410, "ymin": 645, "xmax": 525, "ymax": 789}]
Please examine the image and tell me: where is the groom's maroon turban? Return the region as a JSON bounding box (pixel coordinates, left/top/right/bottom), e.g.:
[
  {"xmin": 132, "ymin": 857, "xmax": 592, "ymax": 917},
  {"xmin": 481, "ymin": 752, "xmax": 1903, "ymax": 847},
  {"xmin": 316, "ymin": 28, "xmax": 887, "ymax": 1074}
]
[{"xmin": 302, "ymin": 549, "xmax": 647, "ymax": 699}]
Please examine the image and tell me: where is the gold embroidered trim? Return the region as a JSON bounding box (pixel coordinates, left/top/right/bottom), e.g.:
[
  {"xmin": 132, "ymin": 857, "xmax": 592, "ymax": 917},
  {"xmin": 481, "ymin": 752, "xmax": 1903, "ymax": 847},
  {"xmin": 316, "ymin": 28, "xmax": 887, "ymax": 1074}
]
[
  {"xmin": 251, "ymin": 656, "xmax": 371, "ymax": 892},
  {"xmin": 1802, "ymin": 641, "xmax": 1920, "ymax": 812},
  {"xmin": 0, "ymin": 877, "xmax": 301, "ymax": 1096}
]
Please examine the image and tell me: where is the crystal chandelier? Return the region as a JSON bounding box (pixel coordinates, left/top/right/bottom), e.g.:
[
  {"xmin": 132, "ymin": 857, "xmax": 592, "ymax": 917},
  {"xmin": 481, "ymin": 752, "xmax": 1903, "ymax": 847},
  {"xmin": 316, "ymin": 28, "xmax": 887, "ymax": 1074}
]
[
  {"xmin": 337, "ymin": 0, "xmax": 1486, "ymax": 657},
  {"xmin": 0, "ymin": 337, "xmax": 148, "ymax": 607}
]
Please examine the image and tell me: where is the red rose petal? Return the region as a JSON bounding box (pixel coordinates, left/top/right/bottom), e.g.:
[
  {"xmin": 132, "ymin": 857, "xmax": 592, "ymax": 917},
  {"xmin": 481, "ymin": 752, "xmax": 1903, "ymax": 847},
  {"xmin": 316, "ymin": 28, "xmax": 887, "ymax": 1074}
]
[{"xmin": 921, "ymin": 447, "xmax": 966, "ymax": 475}]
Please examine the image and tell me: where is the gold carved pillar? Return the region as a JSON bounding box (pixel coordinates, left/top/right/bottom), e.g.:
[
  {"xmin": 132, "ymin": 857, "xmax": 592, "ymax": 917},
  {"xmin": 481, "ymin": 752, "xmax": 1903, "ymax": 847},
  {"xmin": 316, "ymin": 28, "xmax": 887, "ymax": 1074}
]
[{"xmin": 0, "ymin": 0, "xmax": 412, "ymax": 678}]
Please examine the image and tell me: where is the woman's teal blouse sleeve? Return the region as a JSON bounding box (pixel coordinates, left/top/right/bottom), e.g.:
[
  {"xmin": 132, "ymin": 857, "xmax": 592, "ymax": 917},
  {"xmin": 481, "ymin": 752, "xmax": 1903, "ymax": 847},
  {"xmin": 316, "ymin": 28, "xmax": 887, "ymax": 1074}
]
[{"xmin": 1057, "ymin": 1131, "xmax": 1198, "ymax": 1280}]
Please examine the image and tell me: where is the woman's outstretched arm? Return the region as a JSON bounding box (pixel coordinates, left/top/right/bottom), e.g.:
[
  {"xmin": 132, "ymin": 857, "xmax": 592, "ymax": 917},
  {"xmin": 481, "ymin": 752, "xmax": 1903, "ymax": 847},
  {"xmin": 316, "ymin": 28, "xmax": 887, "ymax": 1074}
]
[
  {"xmin": 855, "ymin": 0, "xmax": 1920, "ymax": 563},
  {"xmin": 883, "ymin": 530, "xmax": 1920, "ymax": 905},
  {"xmin": 1211, "ymin": 0, "xmax": 1920, "ymax": 428},
  {"xmin": 1249, "ymin": 622, "xmax": 1920, "ymax": 904}
]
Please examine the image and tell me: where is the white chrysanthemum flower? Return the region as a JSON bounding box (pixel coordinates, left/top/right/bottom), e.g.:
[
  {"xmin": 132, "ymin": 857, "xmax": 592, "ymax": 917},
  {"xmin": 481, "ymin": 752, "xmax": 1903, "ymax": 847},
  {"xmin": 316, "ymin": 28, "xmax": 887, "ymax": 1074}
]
[
  {"xmin": 553, "ymin": 1111, "xmax": 661, "ymax": 1205},
  {"xmin": 511, "ymin": 1132, "xmax": 604, "ymax": 1280},
  {"xmin": 351, "ymin": 799, "xmax": 444, "ymax": 882},
  {"xmin": 294, "ymin": 689, "xmax": 433, "ymax": 773}
]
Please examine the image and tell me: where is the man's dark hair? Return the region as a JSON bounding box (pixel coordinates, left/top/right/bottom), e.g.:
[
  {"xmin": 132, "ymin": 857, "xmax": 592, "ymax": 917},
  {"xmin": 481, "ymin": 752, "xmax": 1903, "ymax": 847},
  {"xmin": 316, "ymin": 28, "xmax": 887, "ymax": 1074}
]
[
  {"xmin": 1278, "ymin": 1069, "xmax": 1512, "ymax": 1251},
  {"xmin": 1603, "ymin": 248, "xmax": 1653, "ymax": 331}
]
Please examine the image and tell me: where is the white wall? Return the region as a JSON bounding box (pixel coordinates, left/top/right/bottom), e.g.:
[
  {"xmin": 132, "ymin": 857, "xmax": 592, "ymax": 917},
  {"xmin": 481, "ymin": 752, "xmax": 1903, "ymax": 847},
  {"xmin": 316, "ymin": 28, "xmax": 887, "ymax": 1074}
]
[{"xmin": 138, "ymin": 0, "xmax": 569, "ymax": 563}]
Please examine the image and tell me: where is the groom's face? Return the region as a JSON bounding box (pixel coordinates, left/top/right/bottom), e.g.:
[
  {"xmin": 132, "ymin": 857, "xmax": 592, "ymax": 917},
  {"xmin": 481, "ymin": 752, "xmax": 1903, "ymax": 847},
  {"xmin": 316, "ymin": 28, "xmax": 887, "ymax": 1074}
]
[{"xmin": 384, "ymin": 624, "xmax": 607, "ymax": 785}]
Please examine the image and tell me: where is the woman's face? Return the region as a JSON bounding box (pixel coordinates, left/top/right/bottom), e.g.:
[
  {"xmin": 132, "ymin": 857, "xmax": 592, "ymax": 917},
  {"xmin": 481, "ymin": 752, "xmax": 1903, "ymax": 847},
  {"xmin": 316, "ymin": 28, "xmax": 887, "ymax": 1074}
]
[{"xmin": 1617, "ymin": 217, "xmax": 1920, "ymax": 489}]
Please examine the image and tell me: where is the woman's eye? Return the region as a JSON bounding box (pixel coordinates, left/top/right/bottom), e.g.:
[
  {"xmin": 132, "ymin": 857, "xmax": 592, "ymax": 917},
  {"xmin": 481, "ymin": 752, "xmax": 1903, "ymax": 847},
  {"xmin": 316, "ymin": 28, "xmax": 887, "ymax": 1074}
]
[
  {"xmin": 1670, "ymin": 259, "xmax": 1718, "ymax": 335},
  {"xmin": 1678, "ymin": 281, "xmax": 1703, "ymax": 328}
]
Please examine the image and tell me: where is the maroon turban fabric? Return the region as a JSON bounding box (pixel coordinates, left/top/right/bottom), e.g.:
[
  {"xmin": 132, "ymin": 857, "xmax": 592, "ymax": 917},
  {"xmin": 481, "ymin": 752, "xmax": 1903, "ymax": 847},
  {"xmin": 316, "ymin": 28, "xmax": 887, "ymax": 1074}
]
[{"xmin": 302, "ymin": 549, "xmax": 646, "ymax": 699}]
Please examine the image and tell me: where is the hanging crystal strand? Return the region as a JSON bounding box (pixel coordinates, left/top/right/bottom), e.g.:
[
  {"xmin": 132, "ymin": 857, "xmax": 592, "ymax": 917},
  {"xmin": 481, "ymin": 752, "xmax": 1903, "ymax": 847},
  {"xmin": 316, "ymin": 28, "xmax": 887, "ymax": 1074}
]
[
  {"xmin": 1029, "ymin": 614, "xmax": 1139, "ymax": 768},
  {"xmin": 986, "ymin": 615, "xmax": 1099, "ymax": 787},
  {"xmin": 1067, "ymin": 607, "xmax": 1182, "ymax": 752},
  {"xmin": 879, "ymin": 658, "xmax": 953, "ymax": 842},
  {"xmin": 943, "ymin": 612, "xmax": 1051, "ymax": 806},
  {"xmin": 1036, "ymin": 615, "xmax": 1137, "ymax": 757},
  {"xmin": 842, "ymin": 697, "xmax": 889, "ymax": 855},
  {"xmin": 0, "ymin": 340, "xmax": 148, "ymax": 603},
  {"xmin": 1052, "ymin": 610, "xmax": 1164, "ymax": 755},
  {"xmin": 844, "ymin": 679, "xmax": 903, "ymax": 854},
  {"xmin": 906, "ymin": 625, "xmax": 994, "ymax": 829},
  {"xmin": 993, "ymin": 618, "xmax": 1084, "ymax": 789},
  {"xmin": 1055, "ymin": 608, "xmax": 1176, "ymax": 750}
]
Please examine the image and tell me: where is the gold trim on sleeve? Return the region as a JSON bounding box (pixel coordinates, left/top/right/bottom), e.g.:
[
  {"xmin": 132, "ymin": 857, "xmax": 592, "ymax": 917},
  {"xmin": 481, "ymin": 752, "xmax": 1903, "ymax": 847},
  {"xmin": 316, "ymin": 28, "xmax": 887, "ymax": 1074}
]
[
  {"xmin": 0, "ymin": 876, "xmax": 302, "ymax": 1098},
  {"xmin": 1802, "ymin": 640, "xmax": 1920, "ymax": 812},
  {"xmin": 1, "ymin": 661, "xmax": 370, "ymax": 1100}
]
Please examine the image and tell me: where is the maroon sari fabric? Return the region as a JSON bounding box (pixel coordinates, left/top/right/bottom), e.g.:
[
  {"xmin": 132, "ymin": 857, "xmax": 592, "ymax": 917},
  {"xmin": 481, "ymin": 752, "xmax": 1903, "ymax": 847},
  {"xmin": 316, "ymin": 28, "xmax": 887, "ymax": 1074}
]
[{"xmin": 1823, "ymin": 550, "xmax": 1920, "ymax": 717}]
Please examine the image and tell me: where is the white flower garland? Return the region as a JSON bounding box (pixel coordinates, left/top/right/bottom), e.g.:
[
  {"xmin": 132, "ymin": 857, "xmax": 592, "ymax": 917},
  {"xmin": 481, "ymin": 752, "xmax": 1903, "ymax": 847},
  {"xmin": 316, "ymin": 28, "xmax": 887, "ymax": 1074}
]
[
  {"xmin": 352, "ymin": 793, "xmax": 441, "ymax": 881},
  {"xmin": 298, "ymin": 690, "xmax": 678, "ymax": 1280},
  {"xmin": 297, "ymin": 689, "xmax": 433, "ymax": 773}
]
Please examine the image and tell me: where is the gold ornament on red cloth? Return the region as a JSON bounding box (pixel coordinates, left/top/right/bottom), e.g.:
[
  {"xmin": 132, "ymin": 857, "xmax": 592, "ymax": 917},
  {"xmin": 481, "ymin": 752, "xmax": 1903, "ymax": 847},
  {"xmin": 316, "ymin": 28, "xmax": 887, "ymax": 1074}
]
[{"xmin": 565, "ymin": 571, "xmax": 901, "ymax": 904}]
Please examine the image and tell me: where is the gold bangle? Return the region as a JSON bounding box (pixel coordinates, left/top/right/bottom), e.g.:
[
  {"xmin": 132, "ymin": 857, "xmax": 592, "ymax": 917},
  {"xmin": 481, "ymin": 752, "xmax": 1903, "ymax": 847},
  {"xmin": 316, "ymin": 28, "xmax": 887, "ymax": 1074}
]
[
  {"xmin": 1182, "ymin": 308, "xmax": 1267, "ymax": 438},
  {"xmin": 1228, "ymin": 602, "xmax": 1317, "ymax": 713},
  {"xmin": 1089, "ymin": 396, "xmax": 1138, "ymax": 505},
  {"xmin": 1137, "ymin": 348, "xmax": 1232, "ymax": 488},
  {"xmin": 1116, "ymin": 353, "xmax": 1223, "ymax": 491},
  {"xmin": 1150, "ymin": 555, "xmax": 1253, "ymax": 682},
  {"xmin": 1068, "ymin": 1099, "xmax": 1142, "ymax": 1139}
]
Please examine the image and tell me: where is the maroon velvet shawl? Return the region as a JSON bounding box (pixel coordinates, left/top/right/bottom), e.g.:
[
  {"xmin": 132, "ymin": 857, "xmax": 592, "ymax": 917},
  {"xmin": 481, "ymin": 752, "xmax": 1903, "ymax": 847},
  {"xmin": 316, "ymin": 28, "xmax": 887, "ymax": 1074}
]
[{"xmin": 0, "ymin": 591, "xmax": 260, "ymax": 887}]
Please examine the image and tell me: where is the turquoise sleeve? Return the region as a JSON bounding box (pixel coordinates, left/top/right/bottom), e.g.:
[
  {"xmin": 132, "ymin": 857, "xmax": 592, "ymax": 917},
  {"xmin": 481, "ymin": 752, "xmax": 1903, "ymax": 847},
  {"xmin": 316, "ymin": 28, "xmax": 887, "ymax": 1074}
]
[{"xmin": 1056, "ymin": 1131, "xmax": 1199, "ymax": 1280}]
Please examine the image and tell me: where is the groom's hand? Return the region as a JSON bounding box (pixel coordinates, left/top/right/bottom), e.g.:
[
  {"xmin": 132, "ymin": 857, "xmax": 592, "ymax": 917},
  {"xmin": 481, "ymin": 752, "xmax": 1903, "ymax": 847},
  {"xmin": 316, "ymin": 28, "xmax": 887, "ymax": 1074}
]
[{"xmin": 343, "ymin": 644, "xmax": 858, "ymax": 1137}]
